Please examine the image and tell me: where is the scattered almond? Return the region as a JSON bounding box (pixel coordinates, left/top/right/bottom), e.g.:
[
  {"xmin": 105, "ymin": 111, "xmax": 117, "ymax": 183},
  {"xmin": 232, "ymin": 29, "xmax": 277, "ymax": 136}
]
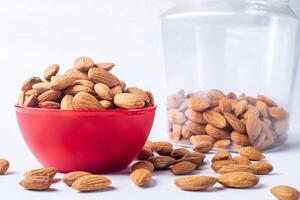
[
  {"xmin": 175, "ymin": 176, "xmax": 217, "ymax": 191},
  {"xmin": 130, "ymin": 169, "xmax": 152, "ymax": 186},
  {"xmin": 170, "ymin": 161, "xmax": 196, "ymax": 175},
  {"xmin": 19, "ymin": 176, "xmax": 51, "ymax": 191},
  {"xmin": 218, "ymin": 172, "xmax": 259, "ymax": 188},
  {"xmin": 271, "ymin": 185, "xmax": 300, "ymax": 200},
  {"xmin": 71, "ymin": 175, "xmax": 112, "ymax": 192},
  {"xmin": 0, "ymin": 159, "xmax": 9, "ymax": 175},
  {"xmin": 238, "ymin": 146, "xmax": 265, "ymax": 161},
  {"xmin": 63, "ymin": 171, "xmax": 92, "ymax": 186}
]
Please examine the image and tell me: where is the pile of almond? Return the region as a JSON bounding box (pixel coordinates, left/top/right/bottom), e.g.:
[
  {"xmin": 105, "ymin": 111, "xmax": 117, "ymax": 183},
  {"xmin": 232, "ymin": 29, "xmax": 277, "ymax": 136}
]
[
  {"xmin": 167, "ymin": 89, "xmax": 289, "ymax": 151},
  {"xmin": 17, "ymin": 57, "xmax": 154, "ymax": 110}
]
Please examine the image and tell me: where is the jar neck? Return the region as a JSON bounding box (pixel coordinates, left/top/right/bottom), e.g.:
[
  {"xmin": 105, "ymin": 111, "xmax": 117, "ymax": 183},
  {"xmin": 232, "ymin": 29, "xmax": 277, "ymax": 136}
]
[{"xmin": 176, "ymin": 0, "xmax": 289, "ymax": 5}]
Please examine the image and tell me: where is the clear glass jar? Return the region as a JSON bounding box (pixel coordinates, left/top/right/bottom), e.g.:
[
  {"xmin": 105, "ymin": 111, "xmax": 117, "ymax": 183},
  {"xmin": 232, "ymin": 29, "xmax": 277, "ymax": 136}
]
[{"xmin": 161, "ymin": 0, "xmax": 300, "ymax": 151}]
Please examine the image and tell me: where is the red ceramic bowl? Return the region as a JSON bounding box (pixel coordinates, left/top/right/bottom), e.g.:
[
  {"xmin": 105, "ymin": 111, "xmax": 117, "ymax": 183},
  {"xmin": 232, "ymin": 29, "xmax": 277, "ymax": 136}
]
[{"xmin": 15, "ymin": 106, "xmax": 156, "ymax": 174}]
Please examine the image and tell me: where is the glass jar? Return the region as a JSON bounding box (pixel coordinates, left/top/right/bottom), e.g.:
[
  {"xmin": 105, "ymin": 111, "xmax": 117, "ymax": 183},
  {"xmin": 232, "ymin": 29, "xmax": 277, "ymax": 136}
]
[{"xmin": 161, "ymin": 0, "xmax": 299, "ymax": 151}]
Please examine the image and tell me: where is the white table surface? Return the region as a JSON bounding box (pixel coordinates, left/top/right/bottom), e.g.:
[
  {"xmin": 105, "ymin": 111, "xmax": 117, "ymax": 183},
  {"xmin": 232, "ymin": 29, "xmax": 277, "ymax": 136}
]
[{"xmin": 1, "ymin": 134, "xmax": 300, "ymax": 200}]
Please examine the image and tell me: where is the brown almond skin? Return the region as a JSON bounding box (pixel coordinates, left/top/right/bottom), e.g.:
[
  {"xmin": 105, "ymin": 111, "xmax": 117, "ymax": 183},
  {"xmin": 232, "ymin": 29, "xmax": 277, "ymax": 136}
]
[
  {"xmin": 23, "ymin": 95, "xmax": 37, "ymax": 107},
  {"xmin": 44, "ymin": 64, "xmax": 59, "ymax": 80},
  {"xmin": 63, "ymin": 171, "xmax": 92, "ymax": 186},
  {"xmin": 238, "ymin": 146, "xmax": 265, "ymax": 161},
  {"xmin": 231, "ymin": 156, "xmax": 252, "ymax": 165},
  {"xmin": 218, "ymin": 165, "xmax": 255, "ymax": 174},
  {"xmin": 249, "ymin": 162, "xmax": 273, "ymax": 175},
  {"xmin": 24, "ymin": 167, "xmax": 57, "ymax": 179},
  {"xmin": 61, "ymin": 95, "xmax": 74, "ymax": 110},
  {"xmin": 148, "ymin": 156, "xmax": 175, "ymax": 170},
  {"xmin": 205, "ymin": 124, "xmax": 230, "ymax": 140},
  {"xmin": 94, "ymin": 62, "xmax": 115, "ymax": 71},
  {"xmin": 170, "ymin": 161, "xmax": 196, "ymax": 175},
  {"xmin": 22, "ymin": 77, "xmax": 42, "ymax": 91},
  {"xmin": 156, "ymin": 146, "xmax": 173, "ymax": 156},
  {"xmin": 171, "ymin": 148, "xmax": 190, "ymax": 159},
  {"xmin": 190, "ymin": 135, "xmax": 215, "ymax": 146},
  {"xmin": 203, "ymin": 110, "xmax": 227, "ymax": 129},
  {"xmin": 71, "ymin": 175, "xmax": 112, "ymax": 192},
  {"xmin": 114, "ymin": 93, "xmax": 145, "ymax": 109},
  {"xmin": 130, "ymin": 169, "xmax": 152, "ymax": 186},
  {"xmin": 94, "ymin": 83, "xmax": 113, "ymax": 100},
  {"xmin": 72, "ymin": 92, "xmax": 104, "ymax": 110},
  {"xmin": 175, "ymin": 156, "xmax": 204, "ymax": 168},
  {"xmin": 211, "ymin": 150, "xmax": 232, "ymax": 163},
  {"xmin": 231, "ymin": 131, "xmax": 250, "ymax": 146},
  {"xmin": 74, "ymin": 56, "xmax": 94, "ymax": 72},
  {"xmin": 37, "ymin": 90, "xmax": 61, "ymax": 103},
  {"xmin": 223, "ymin": 112, "xmax": 245, "ymax": 133},
  {"xmin": 39, "ymin": 101, "xmax": 61, "ymax": 109},
  {"xmin": 271, "ymin": 185, "xmax": 300, "ymax": 200},
  {"xmin": 175, "ymin": 176, "xmax": 217, "ymax": 191},
  {"xmin": 50, "ymin": 74, "xmax": 75, "ymax": 90},
  {"xmin": 127, "ymin": 87, "xmax": 150, "ymax": 103},
  {"xmin": 213, "ymin": 139, "xmax": 231, "ymax": 149},
  {"xmin": 218, "ymin": 172, "xmax": 259, "ymax": 188},
  {"xmin": 65, "ymin": 68, "xmax": 89, "ymax": 80},
  {"xmin": 19, "ymin": 176, "xmax": 51, "ymax": 191},
  {"xmin": 211, "ymin": 160, "xmax": 238, "ymax": 172},
  {"xmin": 193, "ymin": 141, "xmax": 213, "ymax": 154},
  {"xmin": 185, "ymin": 96, "xmax": 211, "ymax": 112},
  {"xmin": 148, "ymin": 141, "xmax": 173, "ymax": 152},
  {"xmin": 131, "ymin": 161, "xmax": 154, "ymax": 172},
  {"xmin": 0, "ymin": 159, "xmax": 9, "ymax": 175},
  {"xmin": 137, "ymin": 147, "xmax": 153, "ymax": 160},
  {"xmin": 88, "ymin": 67, "xmax": 119, "ymax": 87}
]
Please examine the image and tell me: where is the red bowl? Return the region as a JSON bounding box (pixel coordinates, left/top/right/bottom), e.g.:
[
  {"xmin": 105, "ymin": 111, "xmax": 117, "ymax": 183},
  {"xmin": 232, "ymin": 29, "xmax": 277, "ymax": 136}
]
[{"xmin": 15, "ymin": 106, "xmax": 156, "ymax": 174}]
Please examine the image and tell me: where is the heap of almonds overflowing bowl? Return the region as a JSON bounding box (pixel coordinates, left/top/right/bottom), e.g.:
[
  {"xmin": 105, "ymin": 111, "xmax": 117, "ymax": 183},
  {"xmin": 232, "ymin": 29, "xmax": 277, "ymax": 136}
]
[
  {"xmin": 2, "ymin": 141, "xmax": 299, "ymax": 199},
  {"xmin": 17, "ymin": 57, "xmax": 154, "ymax": 110},
  {"xmin": 167, "ymin": 89, "xmax": 289, "ymax": 151}
]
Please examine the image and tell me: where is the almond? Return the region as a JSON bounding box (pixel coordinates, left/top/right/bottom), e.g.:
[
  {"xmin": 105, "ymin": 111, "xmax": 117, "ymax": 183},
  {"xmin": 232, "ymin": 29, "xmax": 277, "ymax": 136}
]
[
  {"xmin": 207, "ymin": 89, "xmax": 226, "ymax": 106},
  {"xmin": 256, "ymin": 100, "xmax": 268, "ymax": 117},
  {"xmin": 175, "ymin": 176, "xmax": 217, "ymax": 191},
  {"xmin": 219, "ymin": 98, "xmax": 232, "ymax": 113},
  {"xmin": 184, "ymin": 109, "xmax": 206, "ymax": 124},
  {"xmin": 72, "ymin": 92, "xmax": 103, "ymax": 110},
  {"xmin": 50, "ymin": 74, "xmax": 75, "ymax": 90},
  {"xmin": 61, "ymin": 95, "xmax": 74, "ymax": 110},
  {"xmin": 249, "ymin": 162, "xmax": 273, "ymax": 175},
  {"xmin": 167, "ymin": 109, "xmax": 186, "ymax": 124},
  {"xmin": 23, "ymin": 95, "xmax": 37, "ymax": 107},
  {"xmin": 224, "ymin": 112, "xmax": 245, "ymax": 133},
  {"xmin": 0, "ymin": 159, "xmax": 9, "ymax": 175},
  {"xmin": 271, "ymin": 185, "xmax": 300, "ymax": 200},
  {"xmin": 94, "ymin": 83, "xmax": 113, "ymax": 100},
  {"xmin": 88, "ymin": 67, "xmax": 119, "ymax": 87},
  {"xmin": 218, "ymin": 165, "xmax": 255, "ymax": 174},
  {"xmin": 110, "ymin": 85, "xmax": 123, "ymax": 97},
  {"xmin": 257, "ymin": 94, "xmax": 278, "ymax": 107},
  {"xmin": 169, "ymin": 124, "xmax": 182, "ymax": 141},
  {"xmin": 19, "ymin": 176, "xmax": 51, "ymax": 191},
  {"xmin": 171, "ymin": 148, "xmax": 190, "ymax": 159},
  {"xmin": 203, "ymin": 110, "xmax": 227, "ymax": 128},
  {"xmin": 71, "ymin": 175, "xmax": 112, "ymax": 192},
  {"xmin": 94, "ymin": 62, "xmax": 115, "ymax": 71},
  {"xmin": 64, "ymin": 85, "xmax": 95, "ymax": 96},
  {"xmin": 21, "ymin": 77, "xmax": 42, "ymax": 91},
  {"xmin": 193, "ymin": 141, "xmax": 213, "ymax": 153},
  {"xmin": 190, "ymin": 135, "xmax": 215, "ymax": 146},
  {"xmin": 130, "ymin": 169, "xmax": 152, "ymax": 186},
  {"xmin": 131, "ymin": 161, "xmax": 154, "ymax": 172},
  {"xmin": 127, "ymin": 87, "xmax": 150, "ymax": 103},
  {"xmin": 274, "ymin": 120, "xmax": 289, "ymax": 136},
  {"xmin": 44, "ymin": 64, "xmax": 59, "ymax": 80},
  {"xmin": 205, "ymin": 124, "xmax": 230, "ymax": 139},
  {"xmin": 238, "ymin": 146, "xmax": 265, "ymax": 161},
  {"xmin": 146, "ymin": 91, "xmax": 154, "ymax": 107},
  {"xmin": 74, "ymin": 56, "xmax": 94, "ymax": 72},
  {"xmin": 230, "ymin": 131, "xmax": 250, "ymax": 146},
  {"xmin": 233, "ymin": 100, "xmax": 248, "ymax": 116},
  {"xmin": 269, "ymin": 107, "xmax": 288, "ymax": 120},
  {"xmin": 218, "ymin": 172, "xmax": 259, "ymax": 188},
  {"xmin": 148, "ymin": 156, "xmax": 175, "ymax": 170},
  {"xmin": 17, "ymin": 91, "xmax": 25, "ymax": 106},
  {"xmin": 184, "ymin": 120, "xmax": 206, "ymax": 135},
  {"xmin": 24, "ymin": 167, "xmax": 57, "ymax": 179},
  {"xmin": 73, "ymin": 80, "xmax": 94, "ymax": 89},
  {"xmin": 211, "ymin": 160, "xmax": 238, "ymax": 172},
  {"xmin": 32, "ymin": 82, "xmax": 51, "ymax": 95},
  {"xmin": 99, "ymin": 100, "xmax": 114, "ymax": 109},
  {"xmin": 185, "ymin": 96, "xmax": 211, "ymax": 112},
  {"xmin": 211, "ymin": 150, "xmax": 232, "ymax": 163},
  {"xmin": 65, "ymin": 68, "xmax": 89, "ymax": 80},
  {"xmin": 213, "ymin": 139, "xmax": 231, "ymax": 149},
  {"xmin": 39, "ymin": 101, "xmax": 61, "ymax": 109},
  {"xmin": 243, "ymin": 107, "xmax": 260, "ymax": 119},
  {"xmin": 148, "ymin": 141, "xmax": 173, "ymax": 152},
  {"xmin": 166, "ymin": 91, "xmax": 185, "ymax": 109},
  {"xmin": 63, "ymin": 171, "xmax": 92, "ymax": 186},
  {"xmin": 231, "ymin": 156, "xmax": 252, "ymax": 165},
  {"xmin": 175, "ymin": 156, "xmax": 204, "ymax": 168},
  {"xmin": 227, "ymin": 92, "xmax": 237, "ymax": 99},
  {"xmin": 181, "ymin": 125, "xmax": 192, "ymax": 139},
  {"xmin": 170, "ymin": 161, "xmax": 196, "ymax": 175},
  {"xmin": 156, "ymin": 145, "xmax": 173, "ymax": 156},
  {"xmin": 183, "ymin": 152, "xmax": 206, "ymax": 161},
  {"xmin": 137, "ymin": 147, "xmax": 154, "ymax": 160},
  {"xmin": 114, "ymin": 93, "xmax": 145, "ymax": 109},
  {"xmin": 246, "ymin": 115, "xmax": 262, "ymax": 141},
  {"xmin": 25, "ymin": 89, "xmax": 38, "ymax": 96}
]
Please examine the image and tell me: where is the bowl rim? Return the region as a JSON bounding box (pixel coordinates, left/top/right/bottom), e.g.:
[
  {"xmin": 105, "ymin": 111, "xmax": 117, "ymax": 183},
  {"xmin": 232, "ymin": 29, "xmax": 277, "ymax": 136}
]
[{"xmin": 15, "ymin": 105, "xmax": 157, "ymax": 114}]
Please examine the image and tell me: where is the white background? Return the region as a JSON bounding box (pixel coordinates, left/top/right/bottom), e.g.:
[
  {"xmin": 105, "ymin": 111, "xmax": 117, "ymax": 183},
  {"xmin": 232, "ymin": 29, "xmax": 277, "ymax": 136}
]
[{"xmin": 0, "ymin": 0, "xmax": 300, "ymax": 199}]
